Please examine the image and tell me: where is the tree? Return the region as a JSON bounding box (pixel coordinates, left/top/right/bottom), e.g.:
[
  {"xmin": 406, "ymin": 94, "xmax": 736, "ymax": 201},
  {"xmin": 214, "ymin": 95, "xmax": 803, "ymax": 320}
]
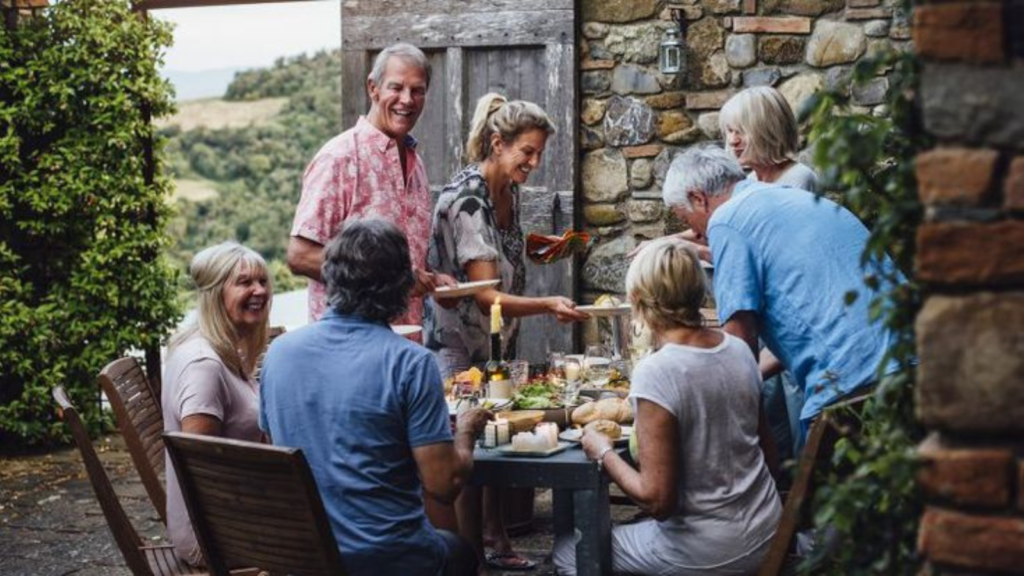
[{"xmin": 0, "ymin": 1, "xmax": 180, "ymax": 446}]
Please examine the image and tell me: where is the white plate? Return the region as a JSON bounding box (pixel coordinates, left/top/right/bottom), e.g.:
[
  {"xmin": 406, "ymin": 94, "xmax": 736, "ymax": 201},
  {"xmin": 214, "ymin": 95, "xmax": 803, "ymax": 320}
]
[
  {"xmin": 559, "ymin": 425, "xmax": 632, "ymax": 445},
  {"xmin": 391, "ymin": 324, "xmax": 422, "ymax": 336},
  {"xmin": 493, "ymin": 441, "xmax": 572, "ymax": 458},
  {"xmin": 433, "ymin": 279, "xmax": 500, "ymax": 299},
  {"xmin": 448, "ymin": 397, "xmax": 513, "ymax": 414},
  {"xmin": 576, "ymin": 303, "xmax": 632, "ymax": 316}
]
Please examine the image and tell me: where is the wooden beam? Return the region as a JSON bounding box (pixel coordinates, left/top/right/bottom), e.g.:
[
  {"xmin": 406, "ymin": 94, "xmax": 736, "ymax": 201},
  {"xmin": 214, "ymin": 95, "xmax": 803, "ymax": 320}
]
[
  {"xmin": 136, "ymin": 0, "xmax": 315, "ymax": 9},
  {"xmin": 342, "ymin": 0, "xmax": 573, "ymax": 17},
  {"xmin": 340, "ymin": 50, "xmax": 369, "ymax": 131},
  {"xmin": 342, "ymin": 10, "xmax": 574, "ymax": 50},
  {"xmin": 443, "ymin": 46, "xmax": 465, "ymax": 180}
]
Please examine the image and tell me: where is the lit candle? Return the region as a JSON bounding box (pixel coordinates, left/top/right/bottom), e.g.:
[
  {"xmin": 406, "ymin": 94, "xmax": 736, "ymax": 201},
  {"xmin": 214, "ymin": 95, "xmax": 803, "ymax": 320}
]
[
  {"xmin": 490, "ymin": 296, "xmax": 502, "ymax": 334},
  {"xmin": 565, "ymin": 360, "xmax": 581, "ymax": 383},
  {"xmin": 483, "ymin": 422, "xmax": 497, "ymax": 448},
  {"xmin": 495, "ymin": 418, "xmax": 511, "ymax": 445}
]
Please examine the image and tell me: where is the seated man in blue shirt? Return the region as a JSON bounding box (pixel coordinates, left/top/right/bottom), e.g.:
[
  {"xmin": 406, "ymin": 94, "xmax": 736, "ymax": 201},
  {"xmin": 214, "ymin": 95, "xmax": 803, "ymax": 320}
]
[
  {"xmin": 260, "ymin": 218, "xmax": 488, "ymax": 576},
  {"xmin": 661, "ymin": 145, "xmax": 902, "ymax": 434}
]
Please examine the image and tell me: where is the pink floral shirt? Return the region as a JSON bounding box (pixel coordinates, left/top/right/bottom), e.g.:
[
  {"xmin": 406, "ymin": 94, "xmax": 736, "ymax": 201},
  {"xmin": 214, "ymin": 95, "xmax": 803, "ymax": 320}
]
[{"xmin": 291, "ymin": 117, "xmax": 432, "ymax": 325}]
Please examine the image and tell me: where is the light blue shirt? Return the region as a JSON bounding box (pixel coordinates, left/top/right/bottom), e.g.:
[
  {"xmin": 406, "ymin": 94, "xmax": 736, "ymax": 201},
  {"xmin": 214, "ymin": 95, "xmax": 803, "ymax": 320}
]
[
  {"xmin": 709, "ymin": 180, "xmax": 902, "ymax": 421},
  {"xmin": 259, "ymin": 311, "xmax": 452, "ymax": 575}
]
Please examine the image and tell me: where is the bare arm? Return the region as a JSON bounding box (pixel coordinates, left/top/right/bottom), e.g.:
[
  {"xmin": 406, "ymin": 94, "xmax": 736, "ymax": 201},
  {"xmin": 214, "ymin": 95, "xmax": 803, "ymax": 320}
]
[
  {"xmin": 181, "ymin": 413, "xmax": 223, "ymax": 437},
  {"xmin": 759, "ymin": 348, "xmax": 784, "ymax": 381},
  {"xmin": 581, "ymin": 400, "xmax": 679, "ymax": 520},
  {"xmin": 286, "ymin": 236, "xmax": 325, "ymax": 282},
  {"xmin": 412, "ymin": 408, "xmax": 489, "ymax": 506},
  {"xmin": 723, "ymin": 310, "xmax": 759, "ymax": 359},
  {"xmin": 464, "ymin": 260, "xmax": 589, "ymax": 323}
]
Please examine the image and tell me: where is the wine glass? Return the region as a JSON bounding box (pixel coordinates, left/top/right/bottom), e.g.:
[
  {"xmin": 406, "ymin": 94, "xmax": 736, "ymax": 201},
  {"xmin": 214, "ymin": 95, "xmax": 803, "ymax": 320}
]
[{"xmin": 584, "ymin": 344, "xmax": 610, "ymax": 388}]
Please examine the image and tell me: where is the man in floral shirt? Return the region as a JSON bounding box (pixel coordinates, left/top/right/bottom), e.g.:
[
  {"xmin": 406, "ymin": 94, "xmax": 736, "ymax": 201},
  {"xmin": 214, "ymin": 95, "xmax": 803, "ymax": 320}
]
[{"xmin": 287, "ymin": 43, "xmax": 452, "ymax": 325}]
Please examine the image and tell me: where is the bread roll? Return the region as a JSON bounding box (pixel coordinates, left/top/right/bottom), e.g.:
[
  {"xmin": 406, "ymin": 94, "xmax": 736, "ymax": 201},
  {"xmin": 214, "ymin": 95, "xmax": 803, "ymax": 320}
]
[
  {"xmin": 571, "ymin": 397, "xmax": 633, "ymax": 425},
  {"xmin": 584, "ymin": 419, "xmax": 622, "ymax": 440}
]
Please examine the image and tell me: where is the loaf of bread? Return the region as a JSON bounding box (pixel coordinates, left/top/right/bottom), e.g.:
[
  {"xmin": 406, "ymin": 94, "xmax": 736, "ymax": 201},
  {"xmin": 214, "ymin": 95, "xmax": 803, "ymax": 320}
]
[
  {"xmin": 584, "ymin": 419, "xmax": 622, "ymax": 440},
  {"xmin": 571, "ymin": 397, "xmax": 633, "ymax": 425}
]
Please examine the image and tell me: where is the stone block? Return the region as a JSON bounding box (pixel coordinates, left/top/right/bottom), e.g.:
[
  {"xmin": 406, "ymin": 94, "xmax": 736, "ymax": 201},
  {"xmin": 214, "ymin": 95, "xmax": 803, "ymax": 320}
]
[
  {"xmin": 582, "ymin": 236, "xmax": 633, "ymax": 293},
  {"xmin": 662, "ymin": 126, "xmax": 702, "ymax": 145},
  {"xmin": 688, "ymin": 17, "xmax": 726, "ymax": 57},
  {"xmin": 846, "ymin": 7, "xmax": 891, "ymax": 20},
  {"xmin": 686, "ymin": 90, "xmax": 734, "ymax": 110},
  {"xmin": 913, "ymin": 3, "xmax": 1005, "ymax": 64},
  {"xmin": 848, "ymin": 0, "xmax": 880, "ymax": 6},
  {"xmin": 582, "ymin": 0, "xmax": 660, "ymax": 23},
  {"xmin": 657, "ymin": 110, "xmax": 694, "ymax": 139},
  {"xmin": 661, "ymin": 5, "xmax": 703, "ymax": 21},
  {"xmin": 918, "ymin": 508, "xmax": 1024, "ymax": 573},
  {"xmin": 695, "ymin": 51, "xmax": 732, "ymax": 89},
  {"xmin": 707, "ymin": 0, "xmax": 742, "ymax": 15},
  {"xmin": 653, "ymin": 145, "xmax": 684, "ymax": 190},
  {"xmin": 581, "ymin": 98, "xmax": 607, "ymax": 126},
  {"xmin": 762, "ymin": 0, "xmax": 844, "ymax": 17},
  {"xmin": 824, "ymin": 66, "xmax": 853, "ymax": 95},
  {"xmin": 582, "ymin": 70, "xmax": 611, "ymax": 95},
  {"xmin": 646, "ymin": 91, "xmax": 686, "ymax": 110},
  {"xmin": 603, "ymin": 95, "xmax": 656, "ymax": 146},
  {"xmin": 726, "ymin": 34, "xmax": 757, "ymax": 68},
  {"xmin": 916, "ymin": 292, "xmax": 1024, "ymax": 433},
  {"xmin": 851, "ymin": 76, "xmax": 888, "ymax": 106},
  {"xmin": 807, "ymin": 20, "xmax": 866, "ymax": 67},
  {"xmin": 582, "ymin": 149, "xmax": 629, "ymax": 203},
  {"xmin": 1005, "ymin": 157, "xmax": 1024, "ymax": 211},
  {"xmin": 890, "ymin": 5, "xmax": 911, "ymax": 40},
  {"xmin": 759, "ymin": 36, "xmax": 806, "ymax": 65},
  {"xmin": 778, "ymin": 73, "xmax": 823, "ymax": 118},
  {"xmin": 732, "ymin": 16, "xmax": 812, "ymax": 34},
  {"xmin": 916, "ymin": 222, "xmax": 1024, "ymax": 287},
  {"xmin": 589, "ymin": 42, "xmax": 614, "ymax": 61},
  {"xmin": 742, "ymin": 0, "xmax": 756, "ymax": 14},
  {"xmin": 582, "ymin": 22, "xmax": 609, "ymax": 40},
  {"xmin": 922, "ymin": 64, "xmax": 1024, "ymax": 151},
  {"xmin": 864, "ymin": 19, "xmax": 890, "ymax": 38},
  {"xmin": 628, "ymin": 199, "xmax": 664, "ymax": 223},
  {"xmin": 584, "ymin": 203, "xmax": 626, "ymax": 226},
  {"xmin": 629, "ymin": 159, "xmax": 654, "ymax": 189},
  {"xmin": 622, "ymin": 144, "xmax": 663, "ymax": 159},
  {"xmin": 698, "ymin": 112, "xmax": 722, "ymax": 139},
  {"xmin": 581, "ymin": 125, "xmax": 605, "ymax": 151},
  {"xmin": 611, "ymin": 64, "xmax": 662, "ymax": 95},
  {"xmin": 581, "ymin": 59, "xmax": 616, "ymax": 71},
  {"xmin": 743, "ymin": 68, "xmax": 782, "ymax": 87},
  {"xmin": 916, "ymin": 148, "xmax": 999, "ymax": 207},
  {"xmin": 917, "ymin": 434, "xmax": 1013, "ymax": 508},
  {"xmin": 605, "ymin": 23, "xmax": 666, "ymax": 65}
]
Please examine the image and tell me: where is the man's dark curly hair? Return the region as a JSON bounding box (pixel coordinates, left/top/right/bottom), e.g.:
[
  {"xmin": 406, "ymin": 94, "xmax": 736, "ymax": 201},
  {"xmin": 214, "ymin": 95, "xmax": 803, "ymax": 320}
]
[{"xmin": 323, "ymin": 218, "xmax": 415, "ymax": 324}]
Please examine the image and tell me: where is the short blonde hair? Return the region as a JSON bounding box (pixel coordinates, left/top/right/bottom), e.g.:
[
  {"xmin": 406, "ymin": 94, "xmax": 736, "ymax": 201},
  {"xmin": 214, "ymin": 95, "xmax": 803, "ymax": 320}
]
[
  {"xmin": 625, "ymin": 238, "xmax": 706, "ymax": 332},
  {"xmin": 719, "ymin": 86, "xmax": 800, "ymax": 167},
  {"xmin": 465, "ymin": 93, "xmax": 556, "ymax": 163},
  {"xmin": 170, "ymin": 242, "xmax": 271, "ymax": 378}
]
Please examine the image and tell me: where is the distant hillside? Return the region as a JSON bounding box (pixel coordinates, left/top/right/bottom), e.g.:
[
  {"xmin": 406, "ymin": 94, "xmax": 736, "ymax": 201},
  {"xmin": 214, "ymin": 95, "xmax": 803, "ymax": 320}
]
[
  {"xmin": 162, "ymin": 68, "xmax": 243, "ymax": 101},
  {"xmin": 161, "ymin": 49, "xmax": 342, "ymax": 294}
]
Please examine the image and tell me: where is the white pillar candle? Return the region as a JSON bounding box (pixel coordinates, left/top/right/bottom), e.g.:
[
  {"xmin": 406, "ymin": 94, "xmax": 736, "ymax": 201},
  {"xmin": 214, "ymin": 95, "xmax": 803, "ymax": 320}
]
[
  {"xmin": 483, "ymin": 422, "xmax": 497, "ymax": 448},
  {"xmin": 495, "ymin": 419, "xmax": 510, "ymax": 445}
]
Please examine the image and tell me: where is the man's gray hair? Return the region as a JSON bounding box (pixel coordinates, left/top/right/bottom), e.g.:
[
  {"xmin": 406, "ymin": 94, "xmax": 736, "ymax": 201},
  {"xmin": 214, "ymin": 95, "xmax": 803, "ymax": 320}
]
[
  {"xmin": 662, "ymin": 145, "xmax": 747, "ymax": 210},
  {"xmin": 369, "ymin": 43, "xmax": 432, "ymax": 88}
]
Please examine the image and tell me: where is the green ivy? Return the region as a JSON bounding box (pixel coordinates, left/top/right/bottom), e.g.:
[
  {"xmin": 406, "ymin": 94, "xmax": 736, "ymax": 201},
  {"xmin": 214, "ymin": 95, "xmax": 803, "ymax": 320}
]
[
  {"xmin": 0, "ymin": 1, "xmax": 180, "ymax": 447},
  {"xmin": 796, "ymin": 15, "xmax": 929, "ymax": 575}
]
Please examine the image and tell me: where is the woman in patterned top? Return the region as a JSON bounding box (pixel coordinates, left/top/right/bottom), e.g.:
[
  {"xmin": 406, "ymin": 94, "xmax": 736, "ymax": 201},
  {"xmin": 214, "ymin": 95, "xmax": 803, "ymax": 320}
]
[{"xmin": 424, "ymin": 93, "xmax": 589, "ymax": 571}]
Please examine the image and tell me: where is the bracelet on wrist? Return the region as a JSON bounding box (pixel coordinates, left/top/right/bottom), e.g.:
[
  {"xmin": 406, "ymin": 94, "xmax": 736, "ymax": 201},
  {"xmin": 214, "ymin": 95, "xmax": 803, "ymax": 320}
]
[{"xmin": 595, "ymin": 446, "xmax": 614, "ymax": 472}]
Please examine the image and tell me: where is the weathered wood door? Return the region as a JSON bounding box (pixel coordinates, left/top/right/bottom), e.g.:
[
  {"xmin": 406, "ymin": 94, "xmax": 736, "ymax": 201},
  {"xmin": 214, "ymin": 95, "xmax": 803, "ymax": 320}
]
[{"xmin": 341, "ymin": 0, "xmax": 578, "ymax": 363}]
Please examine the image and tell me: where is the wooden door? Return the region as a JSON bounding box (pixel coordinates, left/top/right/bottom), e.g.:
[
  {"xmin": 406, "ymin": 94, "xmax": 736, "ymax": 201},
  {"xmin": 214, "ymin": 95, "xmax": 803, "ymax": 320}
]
[{"xmin": 341, "ymin": 0, "xmax": 578, "ymax": 362}]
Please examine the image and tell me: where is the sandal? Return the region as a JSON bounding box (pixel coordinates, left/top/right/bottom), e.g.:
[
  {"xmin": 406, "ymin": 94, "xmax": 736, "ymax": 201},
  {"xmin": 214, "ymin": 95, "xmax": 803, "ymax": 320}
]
[{"xmin": 485, "ymin": 551, "xmax": 536, "ymax": 571}]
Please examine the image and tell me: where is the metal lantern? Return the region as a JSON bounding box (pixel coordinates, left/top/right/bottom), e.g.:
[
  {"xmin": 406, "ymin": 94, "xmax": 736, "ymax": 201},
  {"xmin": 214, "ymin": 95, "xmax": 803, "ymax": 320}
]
[{"xmin": 659, "ymin": 9, "xmax": 686, "ymax": 76}]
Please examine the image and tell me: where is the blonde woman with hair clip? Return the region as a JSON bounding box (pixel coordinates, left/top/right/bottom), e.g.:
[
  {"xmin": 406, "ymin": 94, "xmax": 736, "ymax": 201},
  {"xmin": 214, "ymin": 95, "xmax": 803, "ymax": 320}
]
[
  {"xmin": 555, "ymin": 238, "xmax": 781, "ymax": 575},
  {"xmin": 162, "ymin": 241, "xmax": 272, "ymax": 567},
  {"xmin": 424, "ymin": 93, "xmax": 589, "ymax": 571}
]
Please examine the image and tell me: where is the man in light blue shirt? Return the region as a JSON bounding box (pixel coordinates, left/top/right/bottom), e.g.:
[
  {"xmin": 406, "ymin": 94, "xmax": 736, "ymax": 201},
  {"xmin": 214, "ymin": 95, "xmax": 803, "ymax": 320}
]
[{"xmin": 661, "ymin": 146, "xmax": 902, "ymax": 428}]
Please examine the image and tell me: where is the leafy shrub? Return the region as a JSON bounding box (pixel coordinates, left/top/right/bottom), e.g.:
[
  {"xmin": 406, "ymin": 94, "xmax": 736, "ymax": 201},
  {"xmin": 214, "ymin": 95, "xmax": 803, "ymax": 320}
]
[{"xmin": 0, "ymin": 1, "xmax": 180, "ymax": 447}]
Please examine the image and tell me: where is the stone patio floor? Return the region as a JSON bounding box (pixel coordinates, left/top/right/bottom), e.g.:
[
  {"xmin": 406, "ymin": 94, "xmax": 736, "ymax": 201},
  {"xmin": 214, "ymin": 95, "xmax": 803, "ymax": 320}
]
[{"xmin": 0, "ymin": 435, "xmax": 637, "ymax": 575}]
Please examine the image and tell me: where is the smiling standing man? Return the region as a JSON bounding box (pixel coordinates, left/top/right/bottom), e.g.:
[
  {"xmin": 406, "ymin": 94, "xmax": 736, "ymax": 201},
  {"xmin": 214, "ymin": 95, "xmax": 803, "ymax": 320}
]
[{"xmin": 287, "ymin": 43, "xmax": 452, "ymax": 326}]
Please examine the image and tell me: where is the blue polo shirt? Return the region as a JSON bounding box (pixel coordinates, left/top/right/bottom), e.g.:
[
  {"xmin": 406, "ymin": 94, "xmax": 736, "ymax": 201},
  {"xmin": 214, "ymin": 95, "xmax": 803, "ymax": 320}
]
[
  {"xmin": 259, "ymin": 311, "xmax": 452, "ymax": 575},
  {"xmin": 709, "ymin": 180, "xmax": 902, "ymax": 421}
]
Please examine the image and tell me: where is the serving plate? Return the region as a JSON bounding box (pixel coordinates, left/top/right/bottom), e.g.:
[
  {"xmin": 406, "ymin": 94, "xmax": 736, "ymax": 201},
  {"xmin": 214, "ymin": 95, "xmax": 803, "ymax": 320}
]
[
  {"xmin": 433, "ymin": 279, "xmax": 500, "ymax": 299},
  {"xmin": 447, "ymin": 397, "xmax": 513, "ymax": 414},
  {"xmin": 575, "ymin": 303, "xmax": 632, "ymax": 316},
  {"xmin": 559, "ymin": 425, "xmax": 633, "ymax": 445},
  {"xmin": 391, "ymin": 324, "xmax": 422, "ymax": 336},
  {"xmin": 493, "ymin": 441, "xmax": 572, "ymax": 458}
]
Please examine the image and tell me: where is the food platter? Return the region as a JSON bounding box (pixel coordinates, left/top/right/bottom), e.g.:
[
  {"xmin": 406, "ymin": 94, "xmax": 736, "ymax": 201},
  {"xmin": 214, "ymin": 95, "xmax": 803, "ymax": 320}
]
[
  {"xmin": 447, "ymin": 397, "xmax": 513, "ymax": 414},
  {"xmin": 575, "ymin": 303, "xmax": 632, "ymax": 316},
  {"xmin": 493, "ymin": 441, "xmax": 572, "ymax": 458},
  {"xmin": 433, "ymin": 279, "xmax": 500, "ymax": 299},
  {"xmin": 559, "ymin": 425, "xmax": 633, "ymax": 445}
]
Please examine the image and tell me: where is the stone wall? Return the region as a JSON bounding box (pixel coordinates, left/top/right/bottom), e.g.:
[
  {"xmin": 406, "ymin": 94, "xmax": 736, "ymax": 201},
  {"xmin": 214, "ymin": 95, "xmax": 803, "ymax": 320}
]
[
  {"xmin": 913, "ymin": 2, "xmax": 1024, "ymax": 573},
  {"xmin": 577, "ymin": 0, "xmax": 908, "ymax": 300}
]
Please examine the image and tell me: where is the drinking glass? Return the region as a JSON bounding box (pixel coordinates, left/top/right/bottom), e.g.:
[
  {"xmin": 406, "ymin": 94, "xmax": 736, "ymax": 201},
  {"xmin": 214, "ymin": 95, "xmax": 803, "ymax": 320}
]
[
  {"xmin": 510, "ymin": 359, "xmax": 530, "ymax": 388},
  {"xmin": 584, "ymin": 344, "xmax": 611, "ymax": 387},
  {"xmin": 547, "ymin": 352, "xmax": 566, "ymax": 382}
]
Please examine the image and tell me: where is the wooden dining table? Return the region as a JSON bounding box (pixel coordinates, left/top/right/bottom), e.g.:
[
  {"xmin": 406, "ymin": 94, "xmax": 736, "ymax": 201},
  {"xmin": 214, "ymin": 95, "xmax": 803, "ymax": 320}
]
[{"xmin": 469, "ymin": 445, "xmax": 625, "ymax": 576}]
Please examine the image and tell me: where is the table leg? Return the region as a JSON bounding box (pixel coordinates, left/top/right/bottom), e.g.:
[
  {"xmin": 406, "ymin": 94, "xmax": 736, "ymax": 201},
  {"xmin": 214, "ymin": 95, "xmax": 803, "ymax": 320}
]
[
  {"xmin": 553, "ymin": 489, "xmax": 574, "ymax": 540},
  {"xmin": 572, "ymin": 483, "xmax": 612, "ymax": 575}
]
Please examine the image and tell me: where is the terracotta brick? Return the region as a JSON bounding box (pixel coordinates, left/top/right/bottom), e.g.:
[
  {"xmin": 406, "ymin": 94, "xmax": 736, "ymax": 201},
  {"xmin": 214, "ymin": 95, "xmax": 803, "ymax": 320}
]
[
  {"xmin": 1005, "ymin": 157, "xmax": 1024, "ymax": 211},
  {"xmin": 916, "ymin": 148, "xmax": 999, "ymax": 207},
  {"xmin": 622, "ymin": 144, "xmax": 663, "ymax": 159},
  {"xmin": 919, "ymin": 508, "xmax": 1024, "ymax": 572},
  {"xmin": 685, "ymin": 90, "xmax": 734, "ymax": 110},
  {"xmin": 848, "ymin": 0, "xmax": 881, "ymax": 6},
  {"xmin": 742, "ymin": 0, "xmax": 756, "ymax": 15},
  {"xmin": 581, "ymin": 59, "xmax": 616, "ymax": 71},
  {"xmin": 846, "ymin": 7, "xmax": 891, "ymax": 20},
  {"xmin": 732, "ymin": 16, "xmax": 812, "ymax": 34},
  {"xmin": 916, "ymin": 221, "xmax": 1024, "ymax": 287},
  {"xmin": 917, "ymin": 434, "xmax": 1013, "ymax": 507},
  {"xmin": 913, "ymin": 3, "xmax": 1005, "ymax": 64}
]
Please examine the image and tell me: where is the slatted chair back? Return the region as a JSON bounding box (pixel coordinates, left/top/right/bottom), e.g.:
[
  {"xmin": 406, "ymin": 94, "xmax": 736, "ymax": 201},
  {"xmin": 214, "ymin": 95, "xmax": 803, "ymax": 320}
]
[
  {"xmin": 52, "ymin": 386, "xmax": 201, "ymax": 576},
  {"xmin": 100, "ymin": 356, "xmax": 167, "ymax": 524},
  {"xmin": 164, "ymin": 432, "xmax": 346, "ymax": 576}
]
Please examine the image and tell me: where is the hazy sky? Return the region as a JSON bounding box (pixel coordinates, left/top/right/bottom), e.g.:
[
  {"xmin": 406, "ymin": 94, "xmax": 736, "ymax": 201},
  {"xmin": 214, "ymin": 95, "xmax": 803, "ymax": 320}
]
[{"xmin": 153, "ymin": 1, "xmax": 340, "ymax": 72}]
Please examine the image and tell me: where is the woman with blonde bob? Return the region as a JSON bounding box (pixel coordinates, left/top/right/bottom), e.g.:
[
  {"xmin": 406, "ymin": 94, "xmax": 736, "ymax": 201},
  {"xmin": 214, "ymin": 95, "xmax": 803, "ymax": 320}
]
[
  {"xmin": 557, "ymin": 238, "xmax": 781, "ymax": 575},
  {"xmin": 719, "ymin": 86, "xmax": 819, "ymax": 191},
  {"xmin": 163, "ymin": 241, "xmax": 272, "ymax": 566}
]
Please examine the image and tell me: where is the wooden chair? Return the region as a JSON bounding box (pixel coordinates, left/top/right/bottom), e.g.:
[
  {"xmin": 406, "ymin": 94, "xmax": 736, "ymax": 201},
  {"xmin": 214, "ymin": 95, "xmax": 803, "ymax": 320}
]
[
  {"xmin": 164, "ymin": 431, "xmax": 346, "ymax": 576},
  {"xmin": 99, "ymin": 356, "xmax": 167, "ymax": 524},
  {"xmin": 52, "ymin": 386, "xmax": 203, "ymax": 576}
]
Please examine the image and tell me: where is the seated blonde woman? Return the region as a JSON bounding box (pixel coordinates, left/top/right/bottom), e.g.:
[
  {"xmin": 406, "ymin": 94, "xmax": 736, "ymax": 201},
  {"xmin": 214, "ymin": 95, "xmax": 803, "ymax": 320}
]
[{"xmin": 555, "ymin": 238, "xmax": 781, "ymax": 575}]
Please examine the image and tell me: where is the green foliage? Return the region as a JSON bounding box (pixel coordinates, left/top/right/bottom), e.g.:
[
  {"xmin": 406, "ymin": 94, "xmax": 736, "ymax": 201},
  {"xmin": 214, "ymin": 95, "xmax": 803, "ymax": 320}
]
[
  {"xmin": 0, "ymin": 1, "xmax": 180, "ymax": 447},
  {"xmin": 797, "ymin": 27, "xmax": 929, "ymax": 575},
  {"xmin": 162, "ymin": 50, "xmax": 341, "ymax": 285}
]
